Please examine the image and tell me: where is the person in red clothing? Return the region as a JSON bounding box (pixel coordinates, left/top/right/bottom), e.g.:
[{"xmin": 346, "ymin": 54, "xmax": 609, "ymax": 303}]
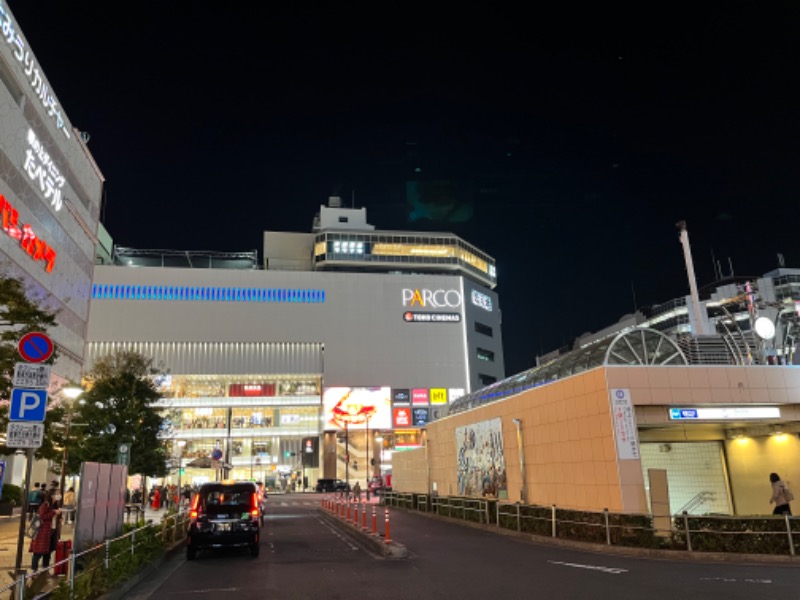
[
  {"xmin": 29, "ymin": 490, "xmax": 60, "ymax": 572},
  {"xmin": 152, "ymin": 487, "xmax": 161, "ymax": 510}
]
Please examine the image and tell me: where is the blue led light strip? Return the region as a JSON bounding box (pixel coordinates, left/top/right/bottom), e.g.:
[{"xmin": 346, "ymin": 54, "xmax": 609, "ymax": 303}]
[{"xmin": 91, "ymin": 284, "xmax": 326, "ymax": 304}]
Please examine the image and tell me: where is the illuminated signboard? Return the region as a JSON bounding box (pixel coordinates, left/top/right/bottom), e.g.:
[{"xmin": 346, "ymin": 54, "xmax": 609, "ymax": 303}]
[
  {"xmin": 393, "ymin": 407, "xmax": 412, "ymax": 427},
  {"xmin": 24, "ymin": 129, "xmax": 65, "ymax": 211},
  {"xmin": 669, "ymin": 407, "xmax": 781, "ymax": 421},
  {"xmin": 0, "ymin": 4, "xmax": 71, "ymax": 139},
  {"xmin": 392, "ymin": 388, "xmax": 410, "ymax": 405},
  {"xmin": 0, "ymin": 194, "xmax": 56, "ymax": 272},
  {"xmin": 322, "ymin": 387, "xmax": 392, "ymax": 430},
  {"xmin": 471, "ymin": 290, "xmax": 493, "ymax": 312},
  {"xmin": 402, "ymin": 288, "xmax": 462, "ymax": 309},
  {"xmin": 412, "ymin": 408, "xmax": 429, "ymax": 426},
  {"xmin": 429, "ymin": 388, "xmax": 447, "ymax": 405},
  {"xmin": 412, "ymin": 389, "xmax": 429, "ymax": 406},
  {"xmin": 403, "ymin": 311, "xmax": 461, "ymax": 323},
  {"xmin": 448, "ymin": 388, "xmax": 466, "ymax": 403}
]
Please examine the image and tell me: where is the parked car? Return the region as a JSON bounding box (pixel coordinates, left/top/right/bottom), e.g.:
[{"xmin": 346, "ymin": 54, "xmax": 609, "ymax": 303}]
[
  {"xmin": 368, "ymin": 476, "xmax": 385, "ymax": 495},
  {"xmin": 186, "ymin": 481, "xmax": 261, "ymax": 560},
  {"xmin": 315, "ymin": 478, "xmax": 351, "ymax": 493}
]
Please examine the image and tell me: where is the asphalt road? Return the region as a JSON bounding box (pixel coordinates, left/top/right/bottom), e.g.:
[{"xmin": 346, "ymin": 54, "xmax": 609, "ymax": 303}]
[{"xmin": 128, "ymin": 494, "xmax": 800, "ymax": 600}]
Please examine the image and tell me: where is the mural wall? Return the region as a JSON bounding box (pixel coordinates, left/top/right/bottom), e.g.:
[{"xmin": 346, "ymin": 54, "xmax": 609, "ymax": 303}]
[{"xmin": 455, "ymin": 417, "xmax": 507, "ymax": 496}]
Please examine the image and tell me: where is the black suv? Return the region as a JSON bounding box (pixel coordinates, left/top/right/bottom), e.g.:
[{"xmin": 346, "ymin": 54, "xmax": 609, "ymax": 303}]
[
  {"xmin": 186, "ymin": 481, "xmax": 261, "ymax": 560},
  {"xmin": 315, "ymin": 478, "xmax": 350, "ymax": 493}
]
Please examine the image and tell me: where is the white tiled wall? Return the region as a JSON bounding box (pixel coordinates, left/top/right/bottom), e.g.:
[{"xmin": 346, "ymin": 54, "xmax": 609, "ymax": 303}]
[{"xmin": 641, "ymin": 442, "xmax": 731, "ymax": 515}]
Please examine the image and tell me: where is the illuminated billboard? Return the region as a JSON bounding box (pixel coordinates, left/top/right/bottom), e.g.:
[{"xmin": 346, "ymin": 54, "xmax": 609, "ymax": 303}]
[{"xmin": 323, "ymin": 387, "xmax": 392, "ymax": 431}]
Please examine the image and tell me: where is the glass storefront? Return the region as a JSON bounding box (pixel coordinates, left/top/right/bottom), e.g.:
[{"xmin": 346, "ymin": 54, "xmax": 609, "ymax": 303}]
[{"xmin": 156, "ymin": 374, "xmax": 323, "ymax": 491}]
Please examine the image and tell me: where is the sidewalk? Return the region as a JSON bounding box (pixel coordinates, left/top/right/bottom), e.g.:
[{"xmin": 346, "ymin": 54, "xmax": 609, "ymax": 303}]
[{"xmin": 0, "ymin": 506, "xmax": 172, "ymax": 589}]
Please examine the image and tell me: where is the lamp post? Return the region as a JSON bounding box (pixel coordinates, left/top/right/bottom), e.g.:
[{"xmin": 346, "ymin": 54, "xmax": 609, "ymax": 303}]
[
  {"xmin": 365, "ymin": 416, "xmax": 371, "ymax": 501},
  {"xmin": 176, "ymin": 440, "xmax": 186, "ymax": 505},
  {"xmin": 375, "ymin": 436, "xmax": 383, "ymax": 490},
  {"xmin": 58, "ymin": 385, "xmax": 84, "ymax": 505},
  {"xmin": 512, "ymin": 419, "xmax": 527, "ymax": 504}
]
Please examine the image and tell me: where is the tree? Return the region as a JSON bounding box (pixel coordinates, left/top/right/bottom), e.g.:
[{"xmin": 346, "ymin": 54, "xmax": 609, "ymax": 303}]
[
  {"xmin": 0, "ymin": 273, "xmax": 65, "ymax": 461},
  {"xmin": 67, "ymin": 350, "xmax": 169, "ymax": 478}
]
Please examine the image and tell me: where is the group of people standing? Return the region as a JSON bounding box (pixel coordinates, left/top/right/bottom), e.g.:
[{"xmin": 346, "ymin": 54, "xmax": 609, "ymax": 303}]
[{"xmin": 27, "ymin": 481, "xmax": 76, "ymax": 573}]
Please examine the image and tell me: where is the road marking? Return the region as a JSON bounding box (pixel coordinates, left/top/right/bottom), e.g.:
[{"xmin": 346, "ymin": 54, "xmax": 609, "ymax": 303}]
[
  {"xmin": 700, "ymin": 577, "xmax": 772, "ymax": 584},
  {"xmin": 316, "ymin": 515, "xmax": 359, "ymax": 550},
  {"xmin": 547, "ymin": 560, "xmax": 628, "ymax": 574},
  {"xmin": 169, "ymin": 588, "xmax": 239, "ymax": 595}
]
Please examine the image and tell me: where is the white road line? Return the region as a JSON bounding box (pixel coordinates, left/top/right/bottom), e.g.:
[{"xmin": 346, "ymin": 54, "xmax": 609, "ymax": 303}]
[
  {"xmin": 547, "ymin": 560, "xmax": 628, "ymax": 574},
  {"xmin": 315, "ymin": 515, "xmax": 359, "ymax": 550},
  {"xmin": 700, "ymin": 577, "xmax": 772, "ymax": 584},
  {"xmin": 169, "ymin": 588, "xmax": 239, "ymax": 595}
]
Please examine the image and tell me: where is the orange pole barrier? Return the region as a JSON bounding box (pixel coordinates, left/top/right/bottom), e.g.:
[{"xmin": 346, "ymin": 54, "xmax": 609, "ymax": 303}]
[
  {"xmin": 372, "ymin": 505, "xmax": 377, "ymax": 535},
  {"xmin": 362, "ymin": 503, "xmax": 367, "ymax": 530},
  {"xmin": 354, "ymin": 503, "xmax": 359, "ymax": 526},
  {"xmin": 384, "ymin": 508, "xmax": 391, "ymax": 543}
]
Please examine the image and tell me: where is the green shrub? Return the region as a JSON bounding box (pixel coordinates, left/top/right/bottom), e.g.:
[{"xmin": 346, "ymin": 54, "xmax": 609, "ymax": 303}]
[{"xmin": 1, "ymin": 483, "xmax": 22, "ymax": 506}]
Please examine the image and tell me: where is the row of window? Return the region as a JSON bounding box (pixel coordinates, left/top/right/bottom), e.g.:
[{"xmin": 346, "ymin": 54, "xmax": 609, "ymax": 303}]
[{"xmin": 91, "ymin": 284, "xmax": 327, "ymax": 303}]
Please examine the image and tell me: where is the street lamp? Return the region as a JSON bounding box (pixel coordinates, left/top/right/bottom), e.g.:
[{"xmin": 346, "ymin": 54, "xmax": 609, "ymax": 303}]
[
  {"xmin": 176, "ymin": 440, "xmax": 186, "ymax": 507},
  {"xmin": 365, "ymin": 415, "xmax": 371, "ymax": 501},
  {"xmin": 375, "ymin": 436, "xmax": 383, "ymax": 482},
  {"xmin": 58, "ymin": 385, "xmax": 84, "ymax": 504}
]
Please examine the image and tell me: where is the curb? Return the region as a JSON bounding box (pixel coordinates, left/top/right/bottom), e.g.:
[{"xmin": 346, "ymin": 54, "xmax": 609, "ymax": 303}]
[
  {"xmin": 317, "ymin": 509, "xmax": 408, "ymax": 558},
  {"xmin": 387, "ymin": 505, "xmax": 800, "ymax": 566}
]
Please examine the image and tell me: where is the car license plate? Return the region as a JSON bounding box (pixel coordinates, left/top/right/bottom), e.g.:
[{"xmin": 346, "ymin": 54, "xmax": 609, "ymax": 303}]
[{"xmin": 216, "ymin": 523, "xmax": 231, "ymax": 532}]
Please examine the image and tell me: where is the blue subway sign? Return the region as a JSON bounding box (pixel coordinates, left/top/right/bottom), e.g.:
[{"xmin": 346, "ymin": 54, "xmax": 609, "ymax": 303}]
[{"xmin": 669, "ymin": 408, "xmax": 698, "ymax": 420}]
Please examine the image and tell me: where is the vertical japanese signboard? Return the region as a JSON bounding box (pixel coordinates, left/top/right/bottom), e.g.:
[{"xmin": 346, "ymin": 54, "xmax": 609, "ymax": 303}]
[{"xmin": 610, "ymin": 388, "xmax": 640, "ymax": 460}]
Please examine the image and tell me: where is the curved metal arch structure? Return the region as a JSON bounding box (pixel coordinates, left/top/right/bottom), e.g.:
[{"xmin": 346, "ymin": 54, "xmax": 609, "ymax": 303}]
[
  {"xmin": 450, "ymin": 328, "xmax": 687, "ymax": 415},
  {"xmin": 603, "ymin": 328, "xmax": 688, "ymax": 366}
]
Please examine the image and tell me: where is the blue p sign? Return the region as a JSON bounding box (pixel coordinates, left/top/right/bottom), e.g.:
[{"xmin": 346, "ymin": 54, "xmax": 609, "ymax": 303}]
[{"xmin": 10, "ymin": 389, "xmax": 48, "ymax": 422}]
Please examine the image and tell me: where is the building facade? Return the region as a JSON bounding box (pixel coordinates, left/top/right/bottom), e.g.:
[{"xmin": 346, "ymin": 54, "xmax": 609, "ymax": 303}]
[
  {"xmin": 0, "ymin": 3, "xmax": 104, "ymax": 482},
  {"xmin": 86, "ymin": 201, "xmax": 503, "ymax": 491}
]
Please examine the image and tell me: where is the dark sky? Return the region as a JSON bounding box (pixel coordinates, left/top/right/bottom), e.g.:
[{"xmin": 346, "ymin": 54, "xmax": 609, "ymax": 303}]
[{"xmin": 10, "ymin": 2, "xmax": 800, "ymax": 376}]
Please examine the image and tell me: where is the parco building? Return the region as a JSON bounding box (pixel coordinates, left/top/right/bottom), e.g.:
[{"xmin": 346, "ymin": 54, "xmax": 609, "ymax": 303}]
[{"xmin": 86, "ymin": 199, "xmax": 503, "ymax": 491}]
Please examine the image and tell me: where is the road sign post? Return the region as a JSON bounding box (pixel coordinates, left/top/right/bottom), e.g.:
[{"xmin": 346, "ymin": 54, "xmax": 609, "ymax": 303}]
[{"xmin": 11, "ymin": 331, "xmax": 53, "ymax": 582}]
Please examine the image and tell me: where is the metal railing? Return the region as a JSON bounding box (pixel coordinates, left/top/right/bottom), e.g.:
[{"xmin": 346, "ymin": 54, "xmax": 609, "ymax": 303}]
[
  {"xmin": 0, "ymin": 511, "xmax": 188, "ymax": 600},
  {"xmin": 382, "ymin": 492, "xmax": 800, "ymax": 557}
]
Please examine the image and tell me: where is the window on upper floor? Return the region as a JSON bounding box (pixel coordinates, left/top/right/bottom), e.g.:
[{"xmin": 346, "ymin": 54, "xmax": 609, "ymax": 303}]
[{"xmin": 474, "ymin": 322, "xmax": 493, "ymax": 337}]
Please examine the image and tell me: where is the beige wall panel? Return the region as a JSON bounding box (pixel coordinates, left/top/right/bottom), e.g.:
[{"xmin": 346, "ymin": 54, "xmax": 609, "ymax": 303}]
[
  {"xmin": 400, "ymin": 369, "xmax": 627, "ymax": 511},
  {"xmin": 391, "ymin": 447, "xmax": 429, "ymax": 494},
  {"xmin": 725, "ymin": 434, "xmax": 800, "ymax": 515}
]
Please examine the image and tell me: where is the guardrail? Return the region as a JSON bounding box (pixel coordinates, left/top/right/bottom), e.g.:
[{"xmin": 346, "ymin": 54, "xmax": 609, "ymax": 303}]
[
  {"xmin": 382, "ymin": 492, "xmax": 800, "ymax": 557},
  {"xmin": 0, "ymin": 511, "xmax": 188, "ymax": 600}
]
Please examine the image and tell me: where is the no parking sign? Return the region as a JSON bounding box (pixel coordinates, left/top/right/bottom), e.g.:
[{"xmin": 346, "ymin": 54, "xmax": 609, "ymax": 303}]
[{"xmin": 17, "ymin": 332, "xmax": 54, "ymax": 363}]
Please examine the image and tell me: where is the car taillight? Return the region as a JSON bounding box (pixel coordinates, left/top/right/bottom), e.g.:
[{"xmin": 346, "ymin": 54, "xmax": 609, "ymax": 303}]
[
  {"xmin": 190, "ymin": 510, "xmax": 199, "ymax": 519},
  {"xmin": 251, "ymin": 495, "xmax": 260, "ymax": 518}
]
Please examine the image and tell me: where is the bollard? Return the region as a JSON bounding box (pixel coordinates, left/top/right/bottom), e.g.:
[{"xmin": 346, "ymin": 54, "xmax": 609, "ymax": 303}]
[
  {"xmin": 131, "ymin": 529, "xmax": 136, "ymax": 556},
  {"xmin": 551, "ymin": 505, "xmax": 557, "ymax": 538},
  {"xmin": 69, "ymin": 551, "xmax": 76, "ymax": 591},
  {"xmin": 16, "ymin": 572, "xmax": 25, "ymax": 600},
  {"xmin": 362, "ymin": 503, "xmax": 367, "ymax": 530},
  {"xmin": 352, "ymin": 503, "xmax": 359, "ymax": 526},
  {"xmin": 372, "ymin": 505, "xmax": 377, "ymax": 535},
  {"xmin": 785, "ymin": 513, "xmax": 795, "ymax": 556},
  {"xmin": 384, "ymin": 508, "xmax": 391, "ymax": 543},
  {"xmin": 604, "ymin": 508, "xmax": 611, "ymax": 545},
  {"xmin": 516, "ymin": 503, "xmax": 521, "ymax": 532}
]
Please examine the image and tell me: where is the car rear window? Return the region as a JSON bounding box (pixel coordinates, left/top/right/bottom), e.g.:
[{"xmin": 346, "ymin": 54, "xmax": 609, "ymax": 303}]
[{"xmin": 198, "ymin": 485, "xmax": 254, "ymax": 514}]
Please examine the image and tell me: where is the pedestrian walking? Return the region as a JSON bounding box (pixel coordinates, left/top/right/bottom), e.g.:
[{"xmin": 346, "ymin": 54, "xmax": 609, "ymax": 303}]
[
  {"xmin": 62, "ymin": 487, "xmax": 76, "ymax": 524},
  {"xmin": 352, "ymin": 481, "xmax": 361, "ymax": 502},
  {"xmin": 27, "ymin": 483, "xmax": 42, "ymax": 521},
  {"xmin": 29, "ymin": 491, "xmax": 60, "ymax": 572},
  {"xmin": 769, "ymin": 472, "xmax": 794, "ymax": 515}
]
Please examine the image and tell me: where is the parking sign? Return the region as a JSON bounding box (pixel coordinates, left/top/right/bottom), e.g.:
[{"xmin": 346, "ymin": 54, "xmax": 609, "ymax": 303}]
[{"xmin": 9, "ymin": 388, "xmax": 48, "ymax": 422}]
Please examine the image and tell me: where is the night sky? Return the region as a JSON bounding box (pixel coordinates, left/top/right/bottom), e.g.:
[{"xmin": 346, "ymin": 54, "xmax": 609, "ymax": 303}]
[{"xmin": 10, "ymin": 2, "xmax": 800, "ymax": 377}]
